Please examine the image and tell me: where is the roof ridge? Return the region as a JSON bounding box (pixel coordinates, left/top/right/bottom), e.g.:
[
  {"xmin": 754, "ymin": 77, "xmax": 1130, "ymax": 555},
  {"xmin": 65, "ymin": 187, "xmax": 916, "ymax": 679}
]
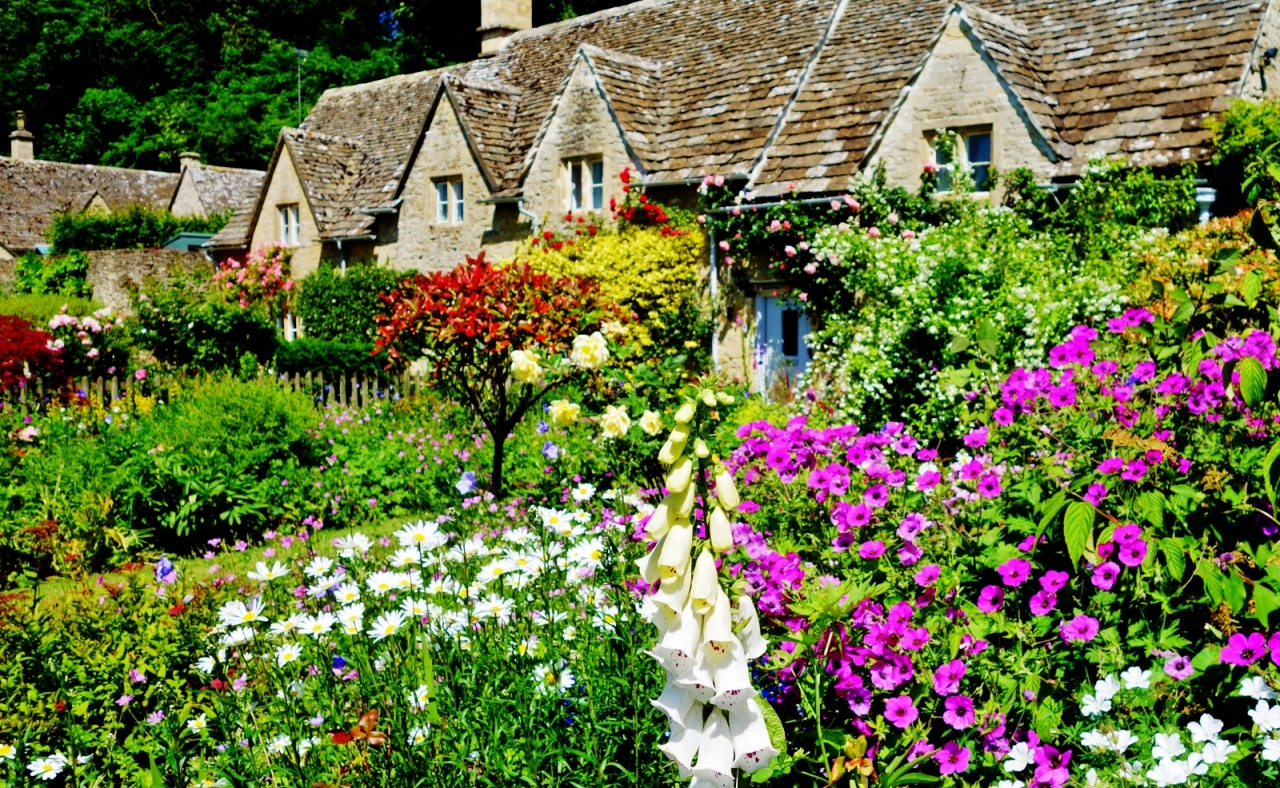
[
  {"xmin": 579, "ymin": 43, "xmax": 667, "ymax": 74},
  {"xmin": 503, "ymin": 0, "xmax": 678, "ymax": 46},
  {"xmin": 0, "ymin": 156, "xmax": 178, "ymax": 178},
  {"xmin": 314, "ymin": 64, "xmax": 464, "ymax": 100}
]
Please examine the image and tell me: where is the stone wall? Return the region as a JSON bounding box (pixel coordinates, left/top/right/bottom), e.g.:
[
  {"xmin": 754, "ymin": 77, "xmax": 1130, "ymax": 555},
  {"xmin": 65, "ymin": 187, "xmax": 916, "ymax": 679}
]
[
  {"xmin": 865, "ymin": 11, "xmax": 1056, "ymax": 196},
  {"xmin": 85, "ymin": 248, "xmax": 208, "ymax": 312},
  {"xmin": 1241, "ymin": 4, "xmax": 1280, "ymax": 102},
  {"xmin": 251, "ymin": 147, "xmax": 324, "ymax": 277}
]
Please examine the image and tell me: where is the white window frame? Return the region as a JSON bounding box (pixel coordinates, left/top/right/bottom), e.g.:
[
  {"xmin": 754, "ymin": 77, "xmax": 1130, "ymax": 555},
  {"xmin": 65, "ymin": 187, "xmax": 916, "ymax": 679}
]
[
  {"xmin": 931, "ymin": 129, "xmax": 993, "ymax": 193},
  {"xmin": 278, "ymin": 204, "xmax": 300, "ymax": 246},
  {"xmin": 435, "ymin": 177, "xmax": 464, "ymax": 223},
  {"xmin": 564, "ymin": 157, "xmax": 604, "ymax": 212}
]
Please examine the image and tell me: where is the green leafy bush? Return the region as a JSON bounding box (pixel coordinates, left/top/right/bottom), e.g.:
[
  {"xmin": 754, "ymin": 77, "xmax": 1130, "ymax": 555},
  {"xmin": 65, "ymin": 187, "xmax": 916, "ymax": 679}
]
[
  {"xmin": 1209, "ymin": 98, "xmax": 1280, "ymax": 212},
  {"xmin": 47, "ymin": 205, "xmax": 229, "ymax": 253},
  {"xmin": 13, "ymin": 250, "xmax": 92, "ymax": 297},
  {"xmin": 0, "ymin": 293, "xmax": 101, "ymax": 322},
  {"xmin": 133, "ymin": 263, "xmax": 278, "ymax": 371},
  {"xmin": 294, "ymin": 262, "xmax": 405, "ymax": 343},
  {"xmin": 274, "ymin": 338, "xmax": 381, "ymax": 377}
]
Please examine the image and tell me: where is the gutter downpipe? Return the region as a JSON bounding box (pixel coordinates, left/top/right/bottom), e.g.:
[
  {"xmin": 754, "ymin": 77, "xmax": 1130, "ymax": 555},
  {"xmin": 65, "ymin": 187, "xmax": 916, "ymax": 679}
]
[{"xmin": 517, "ymin": 198, "xmax": 541, "ymax": 235}]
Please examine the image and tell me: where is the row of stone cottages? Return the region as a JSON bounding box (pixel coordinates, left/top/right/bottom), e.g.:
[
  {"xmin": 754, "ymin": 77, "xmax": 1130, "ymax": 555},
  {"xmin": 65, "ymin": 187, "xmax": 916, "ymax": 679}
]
[{"xmin": 1, "ymin": 0, "xmax": 1275, "ymax": 388}]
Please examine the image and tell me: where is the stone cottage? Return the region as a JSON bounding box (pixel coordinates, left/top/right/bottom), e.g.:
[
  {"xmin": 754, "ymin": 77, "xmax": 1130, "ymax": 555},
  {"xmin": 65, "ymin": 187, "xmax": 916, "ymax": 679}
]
[
  {"xmin": 0, "ymin": 112, "xmax": 264, "ymax": 262},
  {"xmin": 206, "ymin": 0, "xmax": 1280, "ymax": 384}
]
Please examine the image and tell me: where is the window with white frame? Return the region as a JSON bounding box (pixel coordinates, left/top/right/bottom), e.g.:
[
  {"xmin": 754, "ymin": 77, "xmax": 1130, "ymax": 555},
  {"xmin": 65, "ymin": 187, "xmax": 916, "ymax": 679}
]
[
  {"xmin": 278, "ymin": 204, "xmax": 300, "ymax": 246},
  {"xmin": 565, "ymin": 157, "xmax": 604, "ymax": 212},
  {"xmin": 932, "ymin": 130, "xmax": 993, "ymax": 192},
  {"xmin": 435, "ymin": 177, "xmax": 465, "ymax": 223}
]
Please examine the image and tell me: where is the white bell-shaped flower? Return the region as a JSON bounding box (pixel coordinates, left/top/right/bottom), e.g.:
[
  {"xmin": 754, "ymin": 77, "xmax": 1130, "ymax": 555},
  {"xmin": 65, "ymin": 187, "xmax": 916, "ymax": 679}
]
[
  {"xmin": 648, "ymin": 599, "xmax": 701, "ymax": 677},
  {"xmin": 713, "ymin": 466, "xmax": 740, "ymax": 510},
  {"xmin": 735, "ymin": 595, "xmax": 768, "ymax": 660},
  {"xmin": 710, "ymin": 639, "xmax": 757, "ymax": 714},
  {"xmin": 658, "ymin": 705, "xmax": 704, "ymax": 777},
  {"xmin": 677, "ymin": 643, "xmax": 717, "ymax": 703},
  {"xmin": 666, "ymin": 455, "xmax": 694, "ymax": 493},
  {"xmin": 651, "ymin": 675, "xmax": 699, "ymax": 728},
  {"xmin": 708, "ymin": 505, "xmax": 733, "ymax": 553},
  {"xmin": 692, "ymin": 707, "xmax": 736, "ymax": 788},
  {"xmin": 658, "ymin": 521, "xmax": 693, "ymax": 580},
  {"xmin": 645, "ymin": 501, "xmax": 673, "ymax": 539},
  {"xmin": 701, "ymin": 587, "xmax": 735, "ymax": 663},
  {"xmin": 730, "ymin": 697, "xmax": 779, "ymax": 773},
  {"xmin": 652, "ymin": 560, "xmax": 692, "ymax": 617},
  {"xmin": 635, "ymin": 533, "xmax": 665, "ymax": 585},
  {"xmin": 689, "ymin": 549, "xmax": 719, "ymax": 615}
]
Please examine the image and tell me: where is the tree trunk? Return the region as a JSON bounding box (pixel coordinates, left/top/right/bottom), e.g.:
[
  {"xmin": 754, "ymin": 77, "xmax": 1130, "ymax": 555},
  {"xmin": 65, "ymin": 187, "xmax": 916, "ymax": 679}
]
[{"xmin": 490, "ymin": 430, "xmax": 505, "ymax": 498}]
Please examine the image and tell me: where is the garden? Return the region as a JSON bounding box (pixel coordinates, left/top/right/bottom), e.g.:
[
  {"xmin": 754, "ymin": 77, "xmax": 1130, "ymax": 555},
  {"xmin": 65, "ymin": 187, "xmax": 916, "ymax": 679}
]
[{"xmin": 2, "ymin": 102, "xmax": 1280, "ymax": 788}]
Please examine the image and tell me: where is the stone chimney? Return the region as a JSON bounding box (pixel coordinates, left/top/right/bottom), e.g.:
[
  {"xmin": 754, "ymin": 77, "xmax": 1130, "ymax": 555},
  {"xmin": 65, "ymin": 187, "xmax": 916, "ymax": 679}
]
[
  {"xmin": 178, "ymin": 151, "xmax": 201, "ymax": 170},
  {"xmin": 479, "ymin": 0, "xmax": 532, "ymax": 57},
  {"xmin": 9, "ymin": 111, "xmax": 34, "ymax": 160}
]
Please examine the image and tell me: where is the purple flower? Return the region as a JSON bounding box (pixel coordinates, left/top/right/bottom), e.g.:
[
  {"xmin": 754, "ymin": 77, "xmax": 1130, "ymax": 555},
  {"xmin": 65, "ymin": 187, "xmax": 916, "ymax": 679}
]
[
  {"xmin": 1029, "ymin": 591, "xmax": 1057, "ymax": 616},
  {"xmin": 1120, "ymin": 459, "xmax": 1148, "ymax": 482},
  {"xmin": 542, "ymin": 441, "xmax": 561, "ymax": 460},
  {"xmin": 942, "ymin": 695, "xmax": 975, "ymax": 729},
  {"xmin": 898, "ymin": 541, "xmax": 923, "ymax": 566},
  {"xmin": 145, "ymin": 710, "xmax": 165, "ymax": 725},
  {"xmin": 913, "ymin": 565, "xmax": 941, "ymax": 586},
  {"xmin": 1091, "ymin": 561, "xmax": 1120, "ymax": 590},
  {"xmin": 977, "ymin": 585, "xmax": 1004, "ymax": 613},
  {"xmin": 1221, "ymin": 632, "xmax": 1268, "ymax": 666},
  {"xmin": 1059, "ymin": 614, "xmax": 1100, "ymax": 643},
  {"xmin": 1039, "ymin": 571, "xmax": 1069, "ymax": 593},
  {"xmin": 536, "ymin": 420, "xmax": 549, "ymax": 434},
  {"xmin": 858, "ymin": 540, "xmax": 886, "ymax": 560},
  {"xmin": 154, "ymin": 556, "xmax": 177, "ymax": 585},
  {"xmin": 1164, "ymin": 655, "xmax": 1194, "ymax": 681},
  {"xmin": 963, "ymin": 426, "xmax": 988, "ymax": 448},
  {"xmin": 1096, "ymin": 457, "xmax": 1125, "ymax": 474},
  {"xmin": 933, "ymin": 659, "xmax": 966, "ymax": 696},
  {"xmin": 915, "ymin": 470, "xmax": 942, "ymax": 491},
  {"xmin": 997, "ymin": 558, "xmax": 1032, "ymax": 587},
  {"xmin": 992, "ymin": 407, "xmax": 1014, "ymax": 426},
  {"xmin": 1117, "ymin": 539, "xmax": 1147, "ymax": 567},
  {"xmin": 934, "ymin": 741, "xmax": 971, "ymax": 775},
  {"xmin": 128, "ymin": 669, "xmax": 146, "ymax": 684},
  {"xmin": 116, "ymin": 694, "xmax": 134, "ymax": 707},
  {"xmin": 897, "ymin": 512, "xmax": 929, "ymax": 540},
  {"xmin": 455, "ymin": 470, "xmax": 477, "ymax": 495},
  {"xmin": 883, "ymin": 695, "xmax": 918, "ymax": 728},
  {"xmin": 864, "ymin": 484, "xmax": 889, "ymax": 508},
  {"xmin": 1082, "ymin": 483, "xmax": 1108, "ymax": 506}
]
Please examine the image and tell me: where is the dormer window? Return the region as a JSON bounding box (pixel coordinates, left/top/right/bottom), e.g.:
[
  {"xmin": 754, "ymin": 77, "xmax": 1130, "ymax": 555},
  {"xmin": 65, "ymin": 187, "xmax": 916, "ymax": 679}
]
[
  {"xmin": 933, "ymin": 129, "xmax": 993, "ymax": 192},
  {"xmin": 565, "ymin": 157, "xmax": 604, "ymax": 212},
  {"xmin": 435, "ymin": 178, "xmax": 464, "ymax": 223},
  {"xmin": 278, "ymin": 204, "xmax": 300, "ymax": 246}
]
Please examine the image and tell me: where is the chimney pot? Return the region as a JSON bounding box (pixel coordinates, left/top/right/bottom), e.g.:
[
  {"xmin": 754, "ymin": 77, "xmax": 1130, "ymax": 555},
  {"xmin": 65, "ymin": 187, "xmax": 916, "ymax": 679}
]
[
  {"xmin": 179, "ymin": 151, "xmax": 201, "ymax": 170},
  {"xmin": 479, "ymin": 0, "xmax": 532, "ymax": 56},
  {"xmin": 9, "ymin": 111, "xmax": 34, "ymax": 160}
]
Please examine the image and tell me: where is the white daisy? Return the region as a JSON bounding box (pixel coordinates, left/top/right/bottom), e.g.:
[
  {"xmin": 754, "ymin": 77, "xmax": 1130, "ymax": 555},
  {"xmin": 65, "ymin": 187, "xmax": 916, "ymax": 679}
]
[
  {"xmin": 368, "ymin": 611, "xmax": 407, "ymax": 640},
  {"xmin": 275, "ymin": 642, "xmax": 302, "ymax": 667}
]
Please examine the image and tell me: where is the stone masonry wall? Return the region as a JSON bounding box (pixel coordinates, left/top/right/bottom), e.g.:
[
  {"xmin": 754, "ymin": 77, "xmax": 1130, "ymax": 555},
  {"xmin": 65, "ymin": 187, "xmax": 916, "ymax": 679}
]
[
  {"xmin": 866, "ymin": 12, "xmax": 1056, "ymax": 195},
  {"xmin": 251, "ymin": 147, "xmax": 323, "ymax": 278},
  {"xmin": 85, "ymin": 248, "xmax": 208, "ymax": 312}
]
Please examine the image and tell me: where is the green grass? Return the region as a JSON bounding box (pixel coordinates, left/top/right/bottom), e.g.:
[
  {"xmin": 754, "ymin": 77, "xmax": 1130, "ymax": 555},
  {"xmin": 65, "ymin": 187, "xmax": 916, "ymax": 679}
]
[
  {"xmin": 0, "ymin": 292, "xmax": 102, "ymax": 322},
  {"xmin": 31, "ymin": 515, "xmax": 411, "ymax": 610}
]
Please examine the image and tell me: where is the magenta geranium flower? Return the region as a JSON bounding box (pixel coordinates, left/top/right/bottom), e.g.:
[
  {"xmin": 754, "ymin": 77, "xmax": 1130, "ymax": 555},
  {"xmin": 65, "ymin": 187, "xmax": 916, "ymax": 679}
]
[
  {"xmin": 1117, "ymin": 540, "xmax": 1147, "ymax": 567},
  {"xmin": 915, "ymin": 470, "xmax": 942, "ymax": 491},
  {"xmin": 977, "ymin": 473, "xmax": 1003, "ymax": 498},
  {"xmin": 1029, "ymin": 591, "xmax": 1057, "ymax": 616},
  {"xmin": 993, "ymin": 406, "xmax": 1014, "ymax": 426},
  {"xmin": 1112, "ymin": 523, "xmax": 1143, "ymax": 544},
  {"xmin": 997, "ymin": 558, "xmax": 1032, "ymax": 587},
  {"xmin": 913, "ymin": 564, "xmax": 941, "ymax": 586},
  {"xmin": 934, "ymin": 741, "xmax": 971, "ymax": 775},
  {"xmin": 901, "ymin": 626, "xmax": 931, "ymax": 651},
  {"xmin": 1090, "ymin": 561, "xmax": 1120, "ymax": 590},
  {"xmin": 1164, "ymin": 655, "xmax": 1194, "ymax": 681},
  {"xmin": 1082, "ymin": 483, "xmax": 1108, "ymax": 506},
  {"xmin": 1120, "ymin": 459, "xmax": 1148, "ymax": 482},
  {"xmin": 1271, "ymin": 633, "xmax": 1280, "ymax": 668},
  {"xmin": 858, "ymin": 540, "xmax": 886, "ymax": 560},
  {"xmin": 932, "ymin": 659, "xmax": 966, "ymax": 696},
  {"xmin": 883, "ymin": 695, "xmax": 918, "ymax": 728},
  {"xmin": 1096, "ymin": 457, "xmax": 1125, "ymax": 474},
  {"xmin": 942, "ymin": 694, "xmax": 975, "ymax": 729},
  {"xmin": 1059, "ymin": 615, "xmax": 1100, "ymax": 643},
  {"xmin": 963, "ymin": 426, "xmax": 988, "ymax": 448},
  {"xmin": 1039, "ymin": 571, "xmax": 1069, "ymax": 593},
  {"xmin": 898, "ymin": 541, "xmax": 923, "ymax": 566},
  {"xmin": 864, "ymin": 484, "xmax": 889, "ymax": 508},
  {"xmin": 977, "ymin": 585, "xmax": 1004, "ymax": 613},
  {"xmin": 1221, "ymin": 632, "xmax": 1268, "ymax": 666}
]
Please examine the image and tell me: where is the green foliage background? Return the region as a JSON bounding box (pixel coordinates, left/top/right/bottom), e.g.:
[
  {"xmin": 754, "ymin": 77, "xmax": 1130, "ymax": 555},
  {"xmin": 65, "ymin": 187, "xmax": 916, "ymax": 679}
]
[{"xmin": 48, "ymin": 205, "xmax": 229, "ymax": 252}]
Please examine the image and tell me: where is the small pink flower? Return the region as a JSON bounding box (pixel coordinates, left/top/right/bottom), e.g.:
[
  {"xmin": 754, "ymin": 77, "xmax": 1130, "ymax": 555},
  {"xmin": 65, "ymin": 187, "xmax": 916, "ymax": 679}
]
[
  {"xmin": 135, "ymin": 368, "xmax": 148, "ymax": 381},
  {"xmin": 867, "ymin": 226, "xmax": 881, "ymax": 238},
  {"xmin": 784, "ymin": 245, "xmax": 796, "ymax": 258},
  {"xmin": 803, "ymin": 263, "xmax": 817, "ymax": 274},
  {"xmin": 902, "ymin": 229, "xmax": 915, "ymax": 239},
  {"xmin": 887, "ymin": 212, "xmax": 899, "ymax": 225}
]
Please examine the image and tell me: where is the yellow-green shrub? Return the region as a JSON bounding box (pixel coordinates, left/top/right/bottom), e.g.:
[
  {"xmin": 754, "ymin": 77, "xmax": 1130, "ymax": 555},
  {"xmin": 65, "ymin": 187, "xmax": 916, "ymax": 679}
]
[{"xmin": 512, "ymin": 224, "xmax": 706, "ymax": 350}]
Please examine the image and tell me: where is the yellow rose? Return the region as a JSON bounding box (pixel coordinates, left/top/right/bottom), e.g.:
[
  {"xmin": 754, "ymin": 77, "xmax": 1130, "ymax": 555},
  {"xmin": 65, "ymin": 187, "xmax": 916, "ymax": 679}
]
[
  {"xmin": 570, "ymin": 332, "xmax": 610, "ymax": 369},
  {"xmin": 639, "ymin": 409, "xmax": 663, "ymax": 436},
  {"xmin": 548, "ymin": 399, "xmax": 581, "ymax": 426},
  {"xmin": 600, "ymin": 404, "xmax": 631, "ymax": 439},
  {"xmin": 510, "ymin": 349, "xmax": 544, "ymax": 385}
]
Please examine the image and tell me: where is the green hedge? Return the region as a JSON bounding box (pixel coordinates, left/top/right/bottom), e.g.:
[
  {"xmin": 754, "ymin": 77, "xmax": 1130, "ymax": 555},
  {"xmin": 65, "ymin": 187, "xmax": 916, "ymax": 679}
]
[
  {"xmin": 294, "ymin": 262, "xmax": 407, "ymax": 343},
  {"xmin": 0, "ymin": 293, "xmax": 101, "ymax": 322},
  {"xmin": 48, "ymin": 205, "xmax": 229, "ymax": 252},
  {"xmin": 274, "ymin": 337, "xmax": 383, "ymax": 377}
]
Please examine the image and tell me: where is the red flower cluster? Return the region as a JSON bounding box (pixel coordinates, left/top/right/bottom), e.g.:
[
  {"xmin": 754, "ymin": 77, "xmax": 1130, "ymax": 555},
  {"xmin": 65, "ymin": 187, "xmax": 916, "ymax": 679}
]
[{"xmin": 0, "ymin": 315, "xmax": 68, "ymax": 394}]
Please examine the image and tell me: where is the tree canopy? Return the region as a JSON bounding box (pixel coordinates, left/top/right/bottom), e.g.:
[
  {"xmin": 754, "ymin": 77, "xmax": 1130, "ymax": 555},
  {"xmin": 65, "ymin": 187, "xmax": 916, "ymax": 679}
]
[{"xmin": 0, "ymin": 0, "xmax": 624, "ymax": 172}]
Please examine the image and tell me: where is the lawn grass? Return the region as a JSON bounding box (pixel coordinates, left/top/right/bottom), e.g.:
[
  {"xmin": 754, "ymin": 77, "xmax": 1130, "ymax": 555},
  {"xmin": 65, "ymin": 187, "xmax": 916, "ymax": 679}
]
[{"xmin": 30, "ymin": 514, "xmax": 413, "ymax": 611}]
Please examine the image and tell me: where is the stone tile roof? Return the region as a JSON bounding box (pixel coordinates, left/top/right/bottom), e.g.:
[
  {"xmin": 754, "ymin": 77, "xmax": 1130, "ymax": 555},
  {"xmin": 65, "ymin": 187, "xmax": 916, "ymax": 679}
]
[
  {"xmin": 173, "ymin": 163, "xmax": 265, "ymax": 217},
  {"xmin": 0, "ymin": 156, "xmax": 179, "ymax": 254},
  {"xmin": 226, "ymin": 0, "xmax": 1266, "ymax": 240}
]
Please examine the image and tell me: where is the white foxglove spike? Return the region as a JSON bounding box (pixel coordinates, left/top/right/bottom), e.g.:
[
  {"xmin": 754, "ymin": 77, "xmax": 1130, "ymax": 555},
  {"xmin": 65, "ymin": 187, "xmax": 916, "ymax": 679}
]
[
  {"xmin": 713, "ymin": 465, "xmax": 739, "ymax": 510},
  {"xmin": 676, "ymin": 643, "xmax": 717, "ymax": 702},
  {"xmin": 658, "ymin": 706, "xmax": 704, "ymax": 777},
  {"xmin": 665, "ymin": 481, "xmax": 696, "ymax": 519},
  {"xmin": 666, "ymin": 455, "xmax": 693, "ymax": 493},
  {"xmin": 645, "ymin": 502, "xmax": 673, "ymax": 539},
  {"xmin": 692, "ymin": 707, "xmax": 735, "ymax": 788},
  {"xmin": 736, "ymin": 594, "xmax": 768, "ymax": 660},
  {"xmin": 710, "ymin": 640, "xmax": 757, "ymax": 714},
  {"xmin": 701, "ymin": 587, "xmax": 734, "ymax": 660},
  {"xmin": 669, "ymin": 422, "xmax": 691, "ymax": 447},
  {"xmin": 674, "ymin": 401, "xmax": 696, "ymax": 424},
  {"xmin": 651, "ymin": 676, "xmax": 698, "ymax": 728},
  {"xmin": 708, "ymin": 506, "xmax": 733, "ymax": 553},
  {"xmin": 635, "ymin": 534, "xmax": 665, "ymax": 585},
  {"xmin": 658, "ymin": 521, "xmax": 693, "ymax": 580},
  {"xmin": 659, "ymin": 439, "xmax": 682, "ymax": 465},
  {"xmin": 730, "ymin": 697, "xmax": 779, "ymax": 774},
  {"xmin": 689, "ymin": 549, "xmax": 718, "ymax": 615},
  {"xmin": 648, "ymin": 600, "xmax": 701, "ymax": 677},
  {"xmin": 652, "ymin": 560, "xmax": 692, "ymax": 617}
]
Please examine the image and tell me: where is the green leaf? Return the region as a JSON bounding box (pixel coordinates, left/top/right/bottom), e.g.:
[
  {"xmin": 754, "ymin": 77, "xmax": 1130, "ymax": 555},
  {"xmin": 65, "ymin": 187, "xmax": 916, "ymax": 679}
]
[
  {"xmin": 1261, "ymin": 439, "xmax": 1280, "ymax": 508},
  {"xmin": 1253, "ymin": 583, "xmax": 1280, "ymax": 627},
  {"xmin": 1237, "ymin": 356, "xmax": 1267, "ymax": 408},
  {"xmin": 1242, "ymin": 270, "xmax": 1264, "ymax": 305},
  {"xmin": 1063, "ymin": 501, "xmax": 1095, "ymax": 567},
  {"xmin": 1171, "ymin": 297, "xmax": 1196, "ymax": 324},
  {"xmin": 1227, "ymin": 571, "xmax": 1248, "ymax": 613},
  {"xmin": 1196, "ymin": 559, "xmax": 1227, "ymax": 606},
  {"xmin": 1161, "ymin": 538, "xmax": 1185, "ymax": 582},
  {"xmin": 1191, "ymin": 645, "xmax": 1220, "ymax": 671},
  {"xmin": 1035, "ymin": 490, "xmax": 1068, "ymax": 540},
  {"xmin": 1181, "ymin": 340, "xmax": 1204, "ymax": 378},
  {"xmin": 758, "ymin": 696, "xmax": 787, "ymax": 754},
  {"xmin": 1137, "ymin": 491, "xmax": 1166, "ymax": 530}
]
